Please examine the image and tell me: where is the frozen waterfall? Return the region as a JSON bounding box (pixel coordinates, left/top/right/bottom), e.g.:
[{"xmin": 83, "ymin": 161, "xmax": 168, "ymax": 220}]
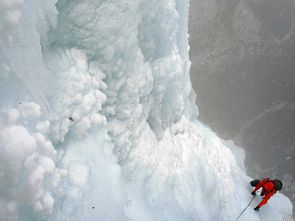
[{"xmin": 0, "ymin": 0, "xmax": 293, "ymax": 221}]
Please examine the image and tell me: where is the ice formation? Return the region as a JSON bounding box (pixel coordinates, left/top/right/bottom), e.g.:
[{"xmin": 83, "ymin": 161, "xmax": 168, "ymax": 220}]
[{"xmin": 0, "ymin": 0, "xmax": 293, "ymax": 221}]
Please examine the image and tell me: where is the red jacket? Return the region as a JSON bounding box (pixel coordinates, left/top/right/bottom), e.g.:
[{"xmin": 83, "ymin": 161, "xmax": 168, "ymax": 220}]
[{"xmin": 253, "ymin": 178, "xmax": 277, "ymax": 208}]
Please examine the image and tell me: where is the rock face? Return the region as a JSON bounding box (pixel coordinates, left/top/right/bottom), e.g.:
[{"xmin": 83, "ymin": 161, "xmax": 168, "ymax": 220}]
[{"xmin": 189, "ymin": 0, "xmax": 295, "ymax": 208}]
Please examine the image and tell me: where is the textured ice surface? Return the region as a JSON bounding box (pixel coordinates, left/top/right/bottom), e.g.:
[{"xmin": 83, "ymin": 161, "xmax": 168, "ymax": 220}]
[{"xmin": 0, "ymin": 0, "xmax": 293, "ymax": 220}]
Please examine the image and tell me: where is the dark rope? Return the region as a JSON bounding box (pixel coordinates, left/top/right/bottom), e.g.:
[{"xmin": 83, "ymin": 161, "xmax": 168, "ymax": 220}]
[{"xmin": 235, "ymin": 195, "xmax": 256, "ymax": 221}]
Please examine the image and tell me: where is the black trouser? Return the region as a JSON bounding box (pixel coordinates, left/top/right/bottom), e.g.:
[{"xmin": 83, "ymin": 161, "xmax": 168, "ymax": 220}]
[
  {"xmin": 250, "ymin": 179, "xmax": 260, "ymax": 187},
  {"xmin": 250, "ymin": 179, "xmax": 264, "ymax": 196}
]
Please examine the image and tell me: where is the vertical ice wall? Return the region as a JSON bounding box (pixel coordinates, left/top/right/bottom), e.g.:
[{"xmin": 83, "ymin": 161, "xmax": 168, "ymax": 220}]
[{"xmin": 0, "ymin": 0, "xmax": 293, "ymax": 221}]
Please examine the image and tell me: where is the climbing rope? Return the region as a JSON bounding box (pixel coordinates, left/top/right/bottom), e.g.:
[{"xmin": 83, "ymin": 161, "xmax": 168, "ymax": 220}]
[{"xmin": 235, "ymin": 195, "xmax": 256, "ymax": 221}]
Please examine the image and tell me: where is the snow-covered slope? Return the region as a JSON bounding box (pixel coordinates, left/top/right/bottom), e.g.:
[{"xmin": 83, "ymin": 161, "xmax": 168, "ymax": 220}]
[{"xmin": 0, "ymin": 0, "xmax": 293, "ymax": 221}]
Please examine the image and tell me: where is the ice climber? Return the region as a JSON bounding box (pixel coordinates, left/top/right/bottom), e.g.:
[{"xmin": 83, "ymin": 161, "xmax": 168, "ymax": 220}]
[{"xmin": 250, "ymin": 178, "xmax": 283, "ymax": 211}]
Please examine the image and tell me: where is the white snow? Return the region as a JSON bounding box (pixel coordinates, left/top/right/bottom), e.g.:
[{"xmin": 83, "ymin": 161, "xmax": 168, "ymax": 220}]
[
  {"xmin": 0, "ymin": 0, "xmax": 23, "ymax": 44},
  {"xmin": 0, "ymin": 108, "xmax": 64, "ymax": 219},
  {"xmin": 0, "ymin": 0, "xmax": 293, "ymax": 221}
]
